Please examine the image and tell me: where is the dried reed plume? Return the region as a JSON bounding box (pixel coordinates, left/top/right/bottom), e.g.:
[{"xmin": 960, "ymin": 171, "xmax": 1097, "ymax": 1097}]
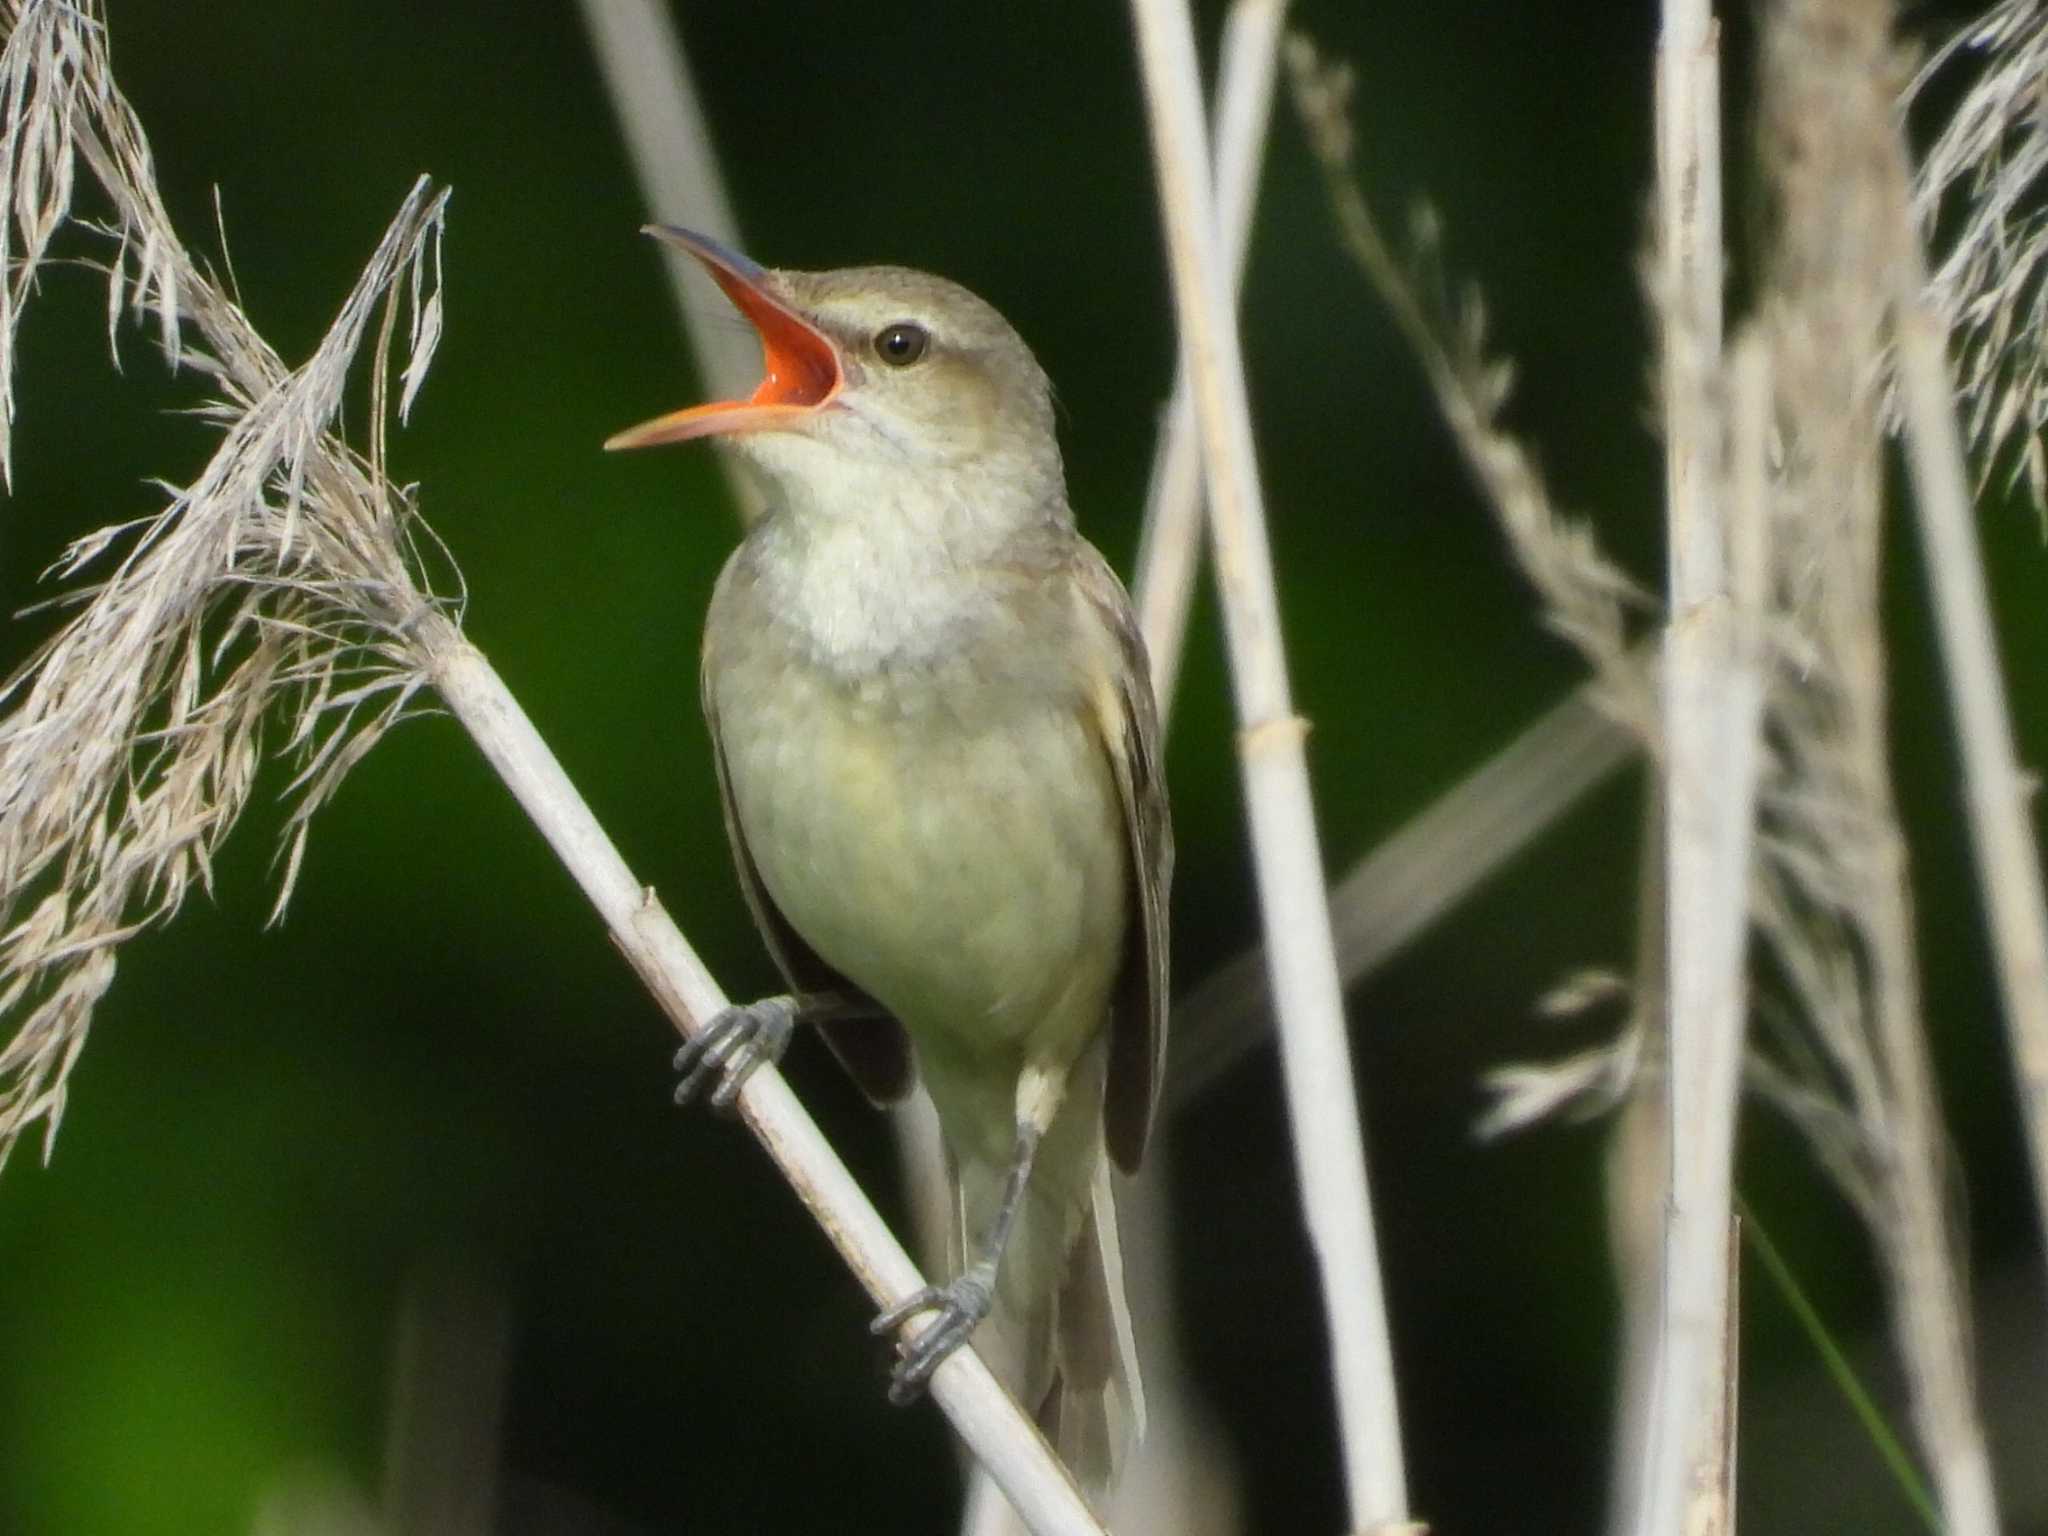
[
  {"xmin": 1284, "ymin": 40, "xmax": 1656, "ymax": 744},
  {"xmin": 1914, "ymin": 0, "xmax": 2048, "ymax": 526},
  {"xmin": 1744, "ymin": 0, "xmax": 2000, "ymax": 1528},
  {"xmin": 0, "ymin": 0, "xmax": 451, "ymax": 1167},
  {"xmin": 1284, "ymin": 37, "xmax": 1659, "ymax": 1144}
]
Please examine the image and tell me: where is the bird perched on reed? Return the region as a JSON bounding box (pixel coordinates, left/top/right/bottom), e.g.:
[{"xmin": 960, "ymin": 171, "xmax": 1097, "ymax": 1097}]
[{"xmin": 607, "ymin": 226, "xmax": 1170, "ymax": 1496}]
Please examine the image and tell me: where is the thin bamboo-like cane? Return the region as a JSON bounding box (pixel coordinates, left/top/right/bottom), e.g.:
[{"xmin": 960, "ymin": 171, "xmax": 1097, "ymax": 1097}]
[
  {"xmin": 1637, "ymin": 7, "xmax": 1764, "ymax": 1535},
  {"xmin": 1127, "ymin": 0, "xmax": 1409, "ymax": 1526},
  {"xmin": 975, "ymin": 11, "xmax": 1288, "ymax": 1532},
  {"xmin": 1091, "ymin": 11, "xmax": 1287, "ymax": 1536},
  {"xmin": 1885, "ymin": 165, "xmax": 2017, "ymax": 1536},
  {"xmin": 1131, "ymin": 0, "xmax": 1286, "ymax": 729},
  {"xmin": 965, "ymin": 18, "xmax": 1291, "ymax": 1536},
  {"xmin": 422, "ymin": 625, "xmax": 1105, "ymax": 1536}
]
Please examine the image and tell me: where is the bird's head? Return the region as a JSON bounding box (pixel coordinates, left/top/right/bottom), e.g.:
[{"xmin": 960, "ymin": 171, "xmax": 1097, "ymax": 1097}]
[{"xmin": 607, "ymin": 227, "xmax": 1064, "ymax": 524}]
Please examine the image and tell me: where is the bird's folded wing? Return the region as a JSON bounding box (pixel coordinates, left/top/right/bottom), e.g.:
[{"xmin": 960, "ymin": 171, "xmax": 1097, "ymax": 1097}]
[{"xmin": 1071, "ymin": 547, "xmax": 1173, "ymax": 1173}]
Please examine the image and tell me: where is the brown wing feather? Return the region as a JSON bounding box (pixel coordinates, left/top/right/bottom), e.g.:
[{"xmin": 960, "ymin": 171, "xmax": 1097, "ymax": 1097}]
[
  {"xmin": 701, "ymin": 674, "xmax": 916, "ymax": 1107},
  {"xmin": 1073, "ymin": 547, "xmax": 1172, "ymax": 1173}
]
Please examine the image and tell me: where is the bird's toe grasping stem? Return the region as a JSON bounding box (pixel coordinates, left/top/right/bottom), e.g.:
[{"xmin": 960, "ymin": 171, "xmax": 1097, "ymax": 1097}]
[
  {"xmin": 872, "ymin": 1266, "xmax": 996, "ymax": 1405},
  {"xmin": 673, "ymin": 995, "xmax": 798, "ymax": 1111}
]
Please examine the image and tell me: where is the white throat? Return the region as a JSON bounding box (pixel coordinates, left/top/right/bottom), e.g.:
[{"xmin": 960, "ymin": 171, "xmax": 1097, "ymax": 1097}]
[{"xmin": 741, "ymin": 441, "xmax": 1042, "ymax": 678}]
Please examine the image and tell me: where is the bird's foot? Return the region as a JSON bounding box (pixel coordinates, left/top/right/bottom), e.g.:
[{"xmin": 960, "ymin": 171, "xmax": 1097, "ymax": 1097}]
[
  {"xmin": 870, "ymin": 1267, "xmax": 995, "ymax": 1406},
  {"xmin": 673, "ymin": 995, "xmax": 798, "ymax": 1113}
]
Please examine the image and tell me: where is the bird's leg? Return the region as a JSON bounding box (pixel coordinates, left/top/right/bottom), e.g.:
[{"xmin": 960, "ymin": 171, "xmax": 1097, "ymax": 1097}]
[
  {"xmin": 674, "ymin": 992, "xmax": 886, "ymax": 1112},
  {"xmin": 872, "ymin": 1123, "xmax": 1037, "ymax": 1405},
  {"xmin": 871, "ymin": 1061, "xmax": 1066, "ymax": 1405}
]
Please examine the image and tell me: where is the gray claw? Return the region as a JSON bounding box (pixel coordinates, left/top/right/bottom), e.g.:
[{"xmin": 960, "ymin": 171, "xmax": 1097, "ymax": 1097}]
[
  {"xmin": 871, "ymin": 1268, "xmax": 994, "ymax": 1405},
  {"xmin": 674, "ymin": 996, "xmax": 797, "ymax": 1111}
]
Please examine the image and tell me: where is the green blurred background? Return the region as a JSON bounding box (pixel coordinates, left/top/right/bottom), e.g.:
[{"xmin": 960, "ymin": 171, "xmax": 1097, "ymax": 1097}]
[{"xmin": 0, "ymin": 2, "xmax": 2040, "ymax": 1532}]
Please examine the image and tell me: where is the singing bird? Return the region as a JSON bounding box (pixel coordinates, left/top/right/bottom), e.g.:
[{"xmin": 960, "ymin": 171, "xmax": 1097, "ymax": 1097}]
[{"xmin": 606, "ymin": 227, "xmax": 1170, "ymax": 1493}]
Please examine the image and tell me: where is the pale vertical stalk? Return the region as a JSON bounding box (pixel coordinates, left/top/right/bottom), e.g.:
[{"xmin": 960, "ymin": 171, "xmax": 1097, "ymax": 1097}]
[
  {"xmin": 574, "ymin": 0, "xmax": 763, "ymax": 522},
  {"xmin": 1659, "ymin": 4, "xmax": 1725, "ymax": 612},
  {"xmin": 1863, "ymin": 791, "xmax": 2002, "ymax": 1536},
  {"xmin": 1701, "ymin": 1218, "xmax": 1741, "ymax": 1536},
  {"xmin": 1749, "ymin": 1, "xmax": 2000, "ymax": 1526},
  {"xmin": 1896, "ymin": 236, "xmax": 2048, "ymax": 1315},
  {"xmin": 972, "ymin": 17, "xmax": 1288, "ymax": 1529},
  {"xmin": 1640, "ymin": 7, "xmax": 1760, "ymax": 1536},
  {"xmin": 1128, "ymin": 0, "xmax": 1409, "ymax": 1526},
  {"xmin": 419, "ymin": 621, "xmax": 1104, "ymax": 1536},
  {"xmin": 963, "ymin": 11, "xmax": 1284, "ymax": 1531},
  {"xmin": 1886, "ymin": 231, "xmax": 2016, "ymax": 1536},
  {"xmin": 1132, "ymin": 0, "xmax": 1285, "ymax": 726},
  {"xmin": 1649, "ymin": 336, "xmax": 1768, "ymax": 1536}
]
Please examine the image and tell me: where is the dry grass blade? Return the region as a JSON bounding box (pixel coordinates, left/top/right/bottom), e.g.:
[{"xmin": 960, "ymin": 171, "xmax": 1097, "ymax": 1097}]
[
  {"xmin": 0, "ymin": 0, "xmax": 452, "ymax": 1166},
  {"xmin": 1284, "ymin": 37, "xmax": 1656, "ymax": 745},
  {"xmin": 1284, "ymin": 34, "xmax": 1666, "ymax": 1162},
  {"xmin": 0, "ymin": 0, "xmax": 90, "ymax": 485}
]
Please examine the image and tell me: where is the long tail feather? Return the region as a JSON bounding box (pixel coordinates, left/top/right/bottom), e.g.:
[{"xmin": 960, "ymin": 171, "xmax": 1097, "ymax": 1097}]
[{"xmin": 1044, "ymin": 1156, "xmax": 1145, "ymax": 1494}]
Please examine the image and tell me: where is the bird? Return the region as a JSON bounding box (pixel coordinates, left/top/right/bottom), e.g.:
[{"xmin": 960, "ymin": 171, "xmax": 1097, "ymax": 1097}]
[{"xmin": 606, "ymin": 225, "xmax": 1170, "ymax": 1496}]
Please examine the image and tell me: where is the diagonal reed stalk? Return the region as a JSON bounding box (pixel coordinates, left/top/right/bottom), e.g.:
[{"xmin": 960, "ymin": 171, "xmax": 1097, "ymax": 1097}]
[{"xmin": 1171, "ymin": 677, "xmax": 1637, "ymax": 1107}]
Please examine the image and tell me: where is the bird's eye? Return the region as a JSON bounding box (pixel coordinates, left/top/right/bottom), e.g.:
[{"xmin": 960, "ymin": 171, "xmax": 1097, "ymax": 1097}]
[{"xmin": 872, "ymin": 322, "xmax": 930, "ymax": 368}]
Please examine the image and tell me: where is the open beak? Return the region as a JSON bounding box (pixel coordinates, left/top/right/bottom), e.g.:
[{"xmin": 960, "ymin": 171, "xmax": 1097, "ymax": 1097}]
[{"xmin": 604, "ymin": 226, "xmax": 841, "ymax": 451}]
